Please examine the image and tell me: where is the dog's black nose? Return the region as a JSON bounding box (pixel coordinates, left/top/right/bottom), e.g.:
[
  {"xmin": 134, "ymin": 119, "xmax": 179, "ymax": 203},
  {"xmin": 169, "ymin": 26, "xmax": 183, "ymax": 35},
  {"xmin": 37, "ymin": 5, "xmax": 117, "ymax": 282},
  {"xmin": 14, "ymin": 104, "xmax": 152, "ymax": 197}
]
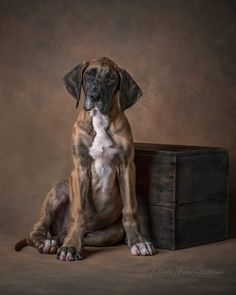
[{"xmin": 90, "ymin": 94, "xmax": 100, "ymax": 102}]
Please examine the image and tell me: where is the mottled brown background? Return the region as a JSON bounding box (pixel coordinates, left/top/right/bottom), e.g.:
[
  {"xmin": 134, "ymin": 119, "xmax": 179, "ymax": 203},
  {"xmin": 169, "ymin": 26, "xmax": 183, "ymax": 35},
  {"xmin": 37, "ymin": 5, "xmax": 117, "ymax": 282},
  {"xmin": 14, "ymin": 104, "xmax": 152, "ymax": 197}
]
[{"xmin": 0, "ymin": 0, "xmax": 235, "ymax": 238}]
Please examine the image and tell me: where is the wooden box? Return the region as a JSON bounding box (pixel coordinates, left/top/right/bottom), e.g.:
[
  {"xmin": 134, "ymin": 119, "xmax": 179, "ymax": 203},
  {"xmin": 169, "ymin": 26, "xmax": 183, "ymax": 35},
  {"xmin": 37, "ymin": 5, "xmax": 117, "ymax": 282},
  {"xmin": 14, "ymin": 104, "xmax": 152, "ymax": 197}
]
[{"xmin": 134, "ymin": 143, "xmax": 228, "ymax": 250}]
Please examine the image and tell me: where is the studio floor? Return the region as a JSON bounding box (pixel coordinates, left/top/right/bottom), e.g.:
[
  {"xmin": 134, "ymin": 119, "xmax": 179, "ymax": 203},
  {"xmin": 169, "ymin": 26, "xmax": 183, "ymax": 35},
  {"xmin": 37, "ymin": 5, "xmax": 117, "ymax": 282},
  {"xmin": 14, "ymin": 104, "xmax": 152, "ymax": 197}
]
[{"xmin": 0, "ymin": 236, "xmax": 235, "ymax": 295}]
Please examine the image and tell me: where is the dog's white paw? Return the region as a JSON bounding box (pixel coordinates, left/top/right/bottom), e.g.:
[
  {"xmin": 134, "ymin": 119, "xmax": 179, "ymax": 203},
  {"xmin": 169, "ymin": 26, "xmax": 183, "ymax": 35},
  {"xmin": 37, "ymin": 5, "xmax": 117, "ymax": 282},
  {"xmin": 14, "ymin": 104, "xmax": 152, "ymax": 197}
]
[
  {"xmin": 57, "ymin": 246, "xmax": 82, "ymax": 261},
  {"xmin": 130, "ymin": 242, "xmax": 156, "ymax": 256},
  {"xmin": 36, "ymin": 239, "xmax": 58, "ymax": 254}
]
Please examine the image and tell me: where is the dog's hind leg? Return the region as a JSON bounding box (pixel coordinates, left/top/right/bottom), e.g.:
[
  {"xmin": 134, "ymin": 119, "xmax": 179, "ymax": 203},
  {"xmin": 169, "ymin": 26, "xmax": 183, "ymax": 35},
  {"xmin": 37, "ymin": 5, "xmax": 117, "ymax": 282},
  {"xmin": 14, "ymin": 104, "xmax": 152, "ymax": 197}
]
[
  {"xmin": 84, "ymin": 219, "xmax": 125, "ymax": 247},
  {"xmin": 27, "ymin": 180, "xmax": 70, "ymax": 254}
]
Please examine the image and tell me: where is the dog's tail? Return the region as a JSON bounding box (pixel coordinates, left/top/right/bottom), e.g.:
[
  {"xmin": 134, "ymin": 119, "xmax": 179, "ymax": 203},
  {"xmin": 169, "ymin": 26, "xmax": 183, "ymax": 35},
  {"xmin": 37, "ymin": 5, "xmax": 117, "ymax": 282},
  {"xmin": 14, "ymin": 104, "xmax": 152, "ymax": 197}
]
[{"xmin": 15, "ymin": 238, "xmax": 28, "ymax": 251}]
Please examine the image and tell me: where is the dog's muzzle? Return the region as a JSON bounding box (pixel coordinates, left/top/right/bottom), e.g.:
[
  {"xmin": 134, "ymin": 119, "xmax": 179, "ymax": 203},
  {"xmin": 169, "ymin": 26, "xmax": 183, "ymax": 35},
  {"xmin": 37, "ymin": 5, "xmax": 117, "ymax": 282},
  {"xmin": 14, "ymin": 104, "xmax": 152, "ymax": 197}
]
[
  {"xmin": 84, "ymin": 95, "xmax": 110, "ymax": 115},
  {"xmin": 84, "ymin": 96, "xmax": 99, "ymax": 111}
]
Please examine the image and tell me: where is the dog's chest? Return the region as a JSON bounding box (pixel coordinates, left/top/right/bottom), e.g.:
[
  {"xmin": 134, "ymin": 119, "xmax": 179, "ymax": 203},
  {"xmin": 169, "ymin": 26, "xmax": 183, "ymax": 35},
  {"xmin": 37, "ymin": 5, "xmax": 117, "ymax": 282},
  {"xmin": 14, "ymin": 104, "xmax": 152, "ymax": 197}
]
[{"xmin": 89, "ymin": 110, "xmax": 119, "ymax": 187}]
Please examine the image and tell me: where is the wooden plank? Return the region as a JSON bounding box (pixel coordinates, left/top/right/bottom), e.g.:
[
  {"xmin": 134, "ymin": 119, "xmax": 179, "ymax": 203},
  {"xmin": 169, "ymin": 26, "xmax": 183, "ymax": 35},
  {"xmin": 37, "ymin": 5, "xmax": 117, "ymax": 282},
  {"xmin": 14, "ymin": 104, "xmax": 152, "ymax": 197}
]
[
  {"xmin": 177, "ymin": 153, "xmax": 228, "ymax": 204},
  {"xmin": 136, "ymin": 184, "xmax": 175, "ymax": 208},
  {"xmin": 135, "ymin": 153, "xmax": 177, "ymax": 169},
  {"xmin": 177, "ymin": 179, "xmax": 228, "ymax": 204},
  {"xmin": 135, "ymin": 153, "xmax": 176, "ymax": 208},
  {"xmin": 176, "ymin": 213, "xmax": 227, "ymax": 249},
  {"xmin": 136, "ymin": 185, "xmax": 174, "ymax": 206},
  {"xmin": 177, "ymin": 195, "xmax": 227, "ymax": 219},
  {"xmin": 176, "ymin": 153, "xmax": 228, "ymax": 180},
  {"xmin": 135, "ymin": 142, "xmax": 226, "ymax": 156}
]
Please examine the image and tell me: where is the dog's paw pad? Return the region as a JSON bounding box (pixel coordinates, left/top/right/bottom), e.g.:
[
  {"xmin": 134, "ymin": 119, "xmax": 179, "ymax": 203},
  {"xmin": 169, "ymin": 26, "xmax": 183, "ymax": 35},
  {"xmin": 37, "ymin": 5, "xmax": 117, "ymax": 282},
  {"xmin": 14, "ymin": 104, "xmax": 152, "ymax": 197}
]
[{"xmin": 130, "ymin": 242, "xmax": 156, "ymax": 256}]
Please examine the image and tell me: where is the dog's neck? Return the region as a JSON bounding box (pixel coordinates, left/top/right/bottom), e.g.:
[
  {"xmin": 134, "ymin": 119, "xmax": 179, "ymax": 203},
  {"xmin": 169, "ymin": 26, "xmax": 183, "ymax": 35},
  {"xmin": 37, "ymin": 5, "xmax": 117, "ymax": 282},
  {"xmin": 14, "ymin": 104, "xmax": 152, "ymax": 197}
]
[{"xmin": 89, "ymin": 108, "xmax": 110, "ymax": 134}]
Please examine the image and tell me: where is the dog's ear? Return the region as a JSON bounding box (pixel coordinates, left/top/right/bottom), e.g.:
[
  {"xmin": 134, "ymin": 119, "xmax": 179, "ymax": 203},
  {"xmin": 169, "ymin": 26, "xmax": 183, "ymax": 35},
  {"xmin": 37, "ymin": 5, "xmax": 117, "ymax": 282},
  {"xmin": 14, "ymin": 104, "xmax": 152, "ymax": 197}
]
[
  {"xmin": 118, "ymin": 68, "xmax": 143, "ymax": 111},
  {"xmin": 63, "ymin": 61, "xmax": 89, "ymax": 108}
]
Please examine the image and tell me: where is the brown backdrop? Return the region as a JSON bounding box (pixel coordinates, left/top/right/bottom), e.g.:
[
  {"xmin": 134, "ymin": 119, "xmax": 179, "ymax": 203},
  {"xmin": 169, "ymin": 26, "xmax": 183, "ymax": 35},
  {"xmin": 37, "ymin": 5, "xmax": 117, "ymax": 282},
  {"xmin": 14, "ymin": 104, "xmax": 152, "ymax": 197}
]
[{"xmin": 0, "ymin": 0, "xmax": 235, "ymax": 238}]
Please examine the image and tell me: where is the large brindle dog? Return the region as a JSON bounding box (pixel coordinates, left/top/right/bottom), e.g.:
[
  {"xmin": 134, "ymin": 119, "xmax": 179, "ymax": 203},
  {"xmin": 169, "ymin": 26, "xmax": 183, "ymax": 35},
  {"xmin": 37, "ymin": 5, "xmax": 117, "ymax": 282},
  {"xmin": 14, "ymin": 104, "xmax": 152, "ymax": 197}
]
[{"xmin": 15, "ymin": 57, "xmax": 156, "ymax": 261}]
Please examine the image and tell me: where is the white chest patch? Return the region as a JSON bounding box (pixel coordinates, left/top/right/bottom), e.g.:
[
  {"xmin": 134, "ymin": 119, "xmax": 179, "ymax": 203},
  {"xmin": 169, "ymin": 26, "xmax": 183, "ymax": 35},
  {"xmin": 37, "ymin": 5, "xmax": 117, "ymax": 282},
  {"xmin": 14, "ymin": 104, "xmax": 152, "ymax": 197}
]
[{"xmin": 89, "ymin": 109, "xmax": 119, "ymax": 191}]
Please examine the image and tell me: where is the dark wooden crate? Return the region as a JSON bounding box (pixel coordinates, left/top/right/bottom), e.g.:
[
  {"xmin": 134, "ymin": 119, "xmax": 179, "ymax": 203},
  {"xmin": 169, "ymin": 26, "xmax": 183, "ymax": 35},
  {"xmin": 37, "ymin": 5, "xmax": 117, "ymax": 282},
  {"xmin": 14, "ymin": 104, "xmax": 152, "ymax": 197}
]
[{"xmin": 134, "ymin": 143, "xmax": 228, "ymax": 250}]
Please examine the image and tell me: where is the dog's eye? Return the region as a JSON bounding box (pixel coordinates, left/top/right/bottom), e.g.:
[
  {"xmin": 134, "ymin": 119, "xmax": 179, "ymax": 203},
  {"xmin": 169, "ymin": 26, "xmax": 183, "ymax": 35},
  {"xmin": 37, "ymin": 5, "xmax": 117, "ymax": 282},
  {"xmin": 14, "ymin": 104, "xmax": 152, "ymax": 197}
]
[
  {"xmin": 85, "ymin": 74, "xmax": 94, "ymax": 82},
  {"xmin": 85, "ymin": 69, "xmax": 96, "ymax": 79},
  {"xmin": 109, "ymin": 75, "xmax": 116, "ymax": 81},
  {"xmin": 106, "ymin": 75, "xmax": 116, "ymax": 85}
]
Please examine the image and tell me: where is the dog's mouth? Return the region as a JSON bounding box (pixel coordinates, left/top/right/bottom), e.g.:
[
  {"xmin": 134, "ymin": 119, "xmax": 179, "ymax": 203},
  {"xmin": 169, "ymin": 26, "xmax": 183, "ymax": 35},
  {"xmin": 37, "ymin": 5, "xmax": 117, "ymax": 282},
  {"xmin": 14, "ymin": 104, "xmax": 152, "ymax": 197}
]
[{"xmin": 84, "ymin": 98, "xmax": 111, "ymax": 115}]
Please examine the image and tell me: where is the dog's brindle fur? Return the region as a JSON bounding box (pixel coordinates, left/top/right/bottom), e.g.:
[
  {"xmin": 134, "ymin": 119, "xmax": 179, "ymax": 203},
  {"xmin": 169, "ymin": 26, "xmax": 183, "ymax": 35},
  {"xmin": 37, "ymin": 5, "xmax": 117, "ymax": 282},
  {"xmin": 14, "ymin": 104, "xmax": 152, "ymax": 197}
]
[{"xmin": 15, "ymin": 57, "xmax": 156, "ymax": 260}]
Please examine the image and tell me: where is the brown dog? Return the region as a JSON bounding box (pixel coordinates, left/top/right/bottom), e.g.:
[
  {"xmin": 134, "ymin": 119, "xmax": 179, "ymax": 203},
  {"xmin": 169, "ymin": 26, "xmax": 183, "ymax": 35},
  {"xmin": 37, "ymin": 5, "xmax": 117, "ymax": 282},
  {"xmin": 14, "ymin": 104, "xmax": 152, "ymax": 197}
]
[{"xmin": 15, "ymin": 57, "xmax": 156, "ymax": 261}]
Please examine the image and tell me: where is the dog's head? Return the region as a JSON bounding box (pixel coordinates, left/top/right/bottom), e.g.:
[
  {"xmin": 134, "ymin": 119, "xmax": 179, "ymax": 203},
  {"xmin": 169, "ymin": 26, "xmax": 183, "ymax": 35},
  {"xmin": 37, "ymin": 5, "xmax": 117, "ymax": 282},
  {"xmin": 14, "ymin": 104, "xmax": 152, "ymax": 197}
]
[{"xmin": 63, "ymin": 57, "xmax": 142, "ymax": 114}]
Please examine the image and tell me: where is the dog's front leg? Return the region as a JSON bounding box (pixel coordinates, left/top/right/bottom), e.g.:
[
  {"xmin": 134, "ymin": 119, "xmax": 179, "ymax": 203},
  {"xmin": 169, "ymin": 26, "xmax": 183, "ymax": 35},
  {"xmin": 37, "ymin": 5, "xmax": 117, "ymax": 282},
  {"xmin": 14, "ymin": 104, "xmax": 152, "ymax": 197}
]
[
  {"xmin": 57, "ymin": 166, "xmax": 90, "ymax": 261},
  {"xmin": 118, "ymin": 160, "xmax": 156, "ymax": 256}
]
